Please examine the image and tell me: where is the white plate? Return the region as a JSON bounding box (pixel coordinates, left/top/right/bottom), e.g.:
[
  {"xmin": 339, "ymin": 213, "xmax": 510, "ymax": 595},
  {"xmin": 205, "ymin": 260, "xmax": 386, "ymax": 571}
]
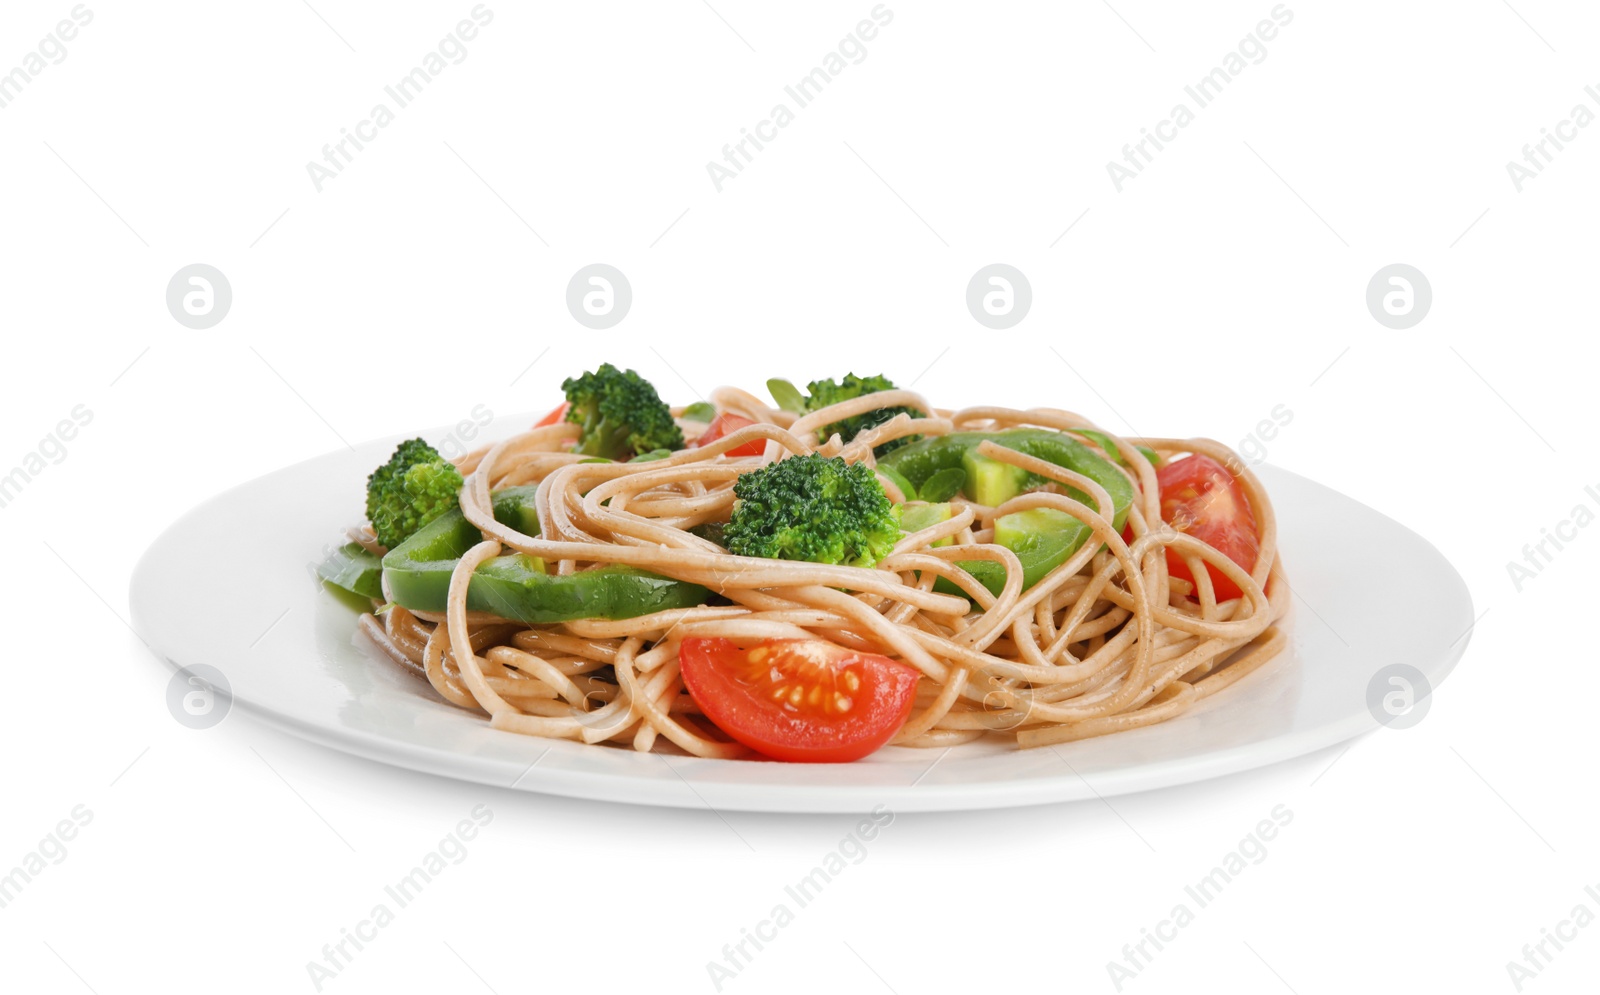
[{"xmin": 130, "ymin": 429, "xmax": 1473, "ymax": 813}]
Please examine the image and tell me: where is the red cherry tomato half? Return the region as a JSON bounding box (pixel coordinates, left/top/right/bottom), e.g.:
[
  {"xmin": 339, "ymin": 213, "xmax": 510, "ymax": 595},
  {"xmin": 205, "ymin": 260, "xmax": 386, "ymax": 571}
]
[
  {"xmin": 695, "ymin": 412, "xmax": 765, "ymax": 458},
  {"xmin": 1154, "ymin": 455, "xmax": 1260, "ymax": 602},
  {"xmin": 534, "ymin": 401, "xmax": 570, "ymax": 428},
  {"xmin": 678, "ymin": 638, "xmax": 921, "ymax": 763}
]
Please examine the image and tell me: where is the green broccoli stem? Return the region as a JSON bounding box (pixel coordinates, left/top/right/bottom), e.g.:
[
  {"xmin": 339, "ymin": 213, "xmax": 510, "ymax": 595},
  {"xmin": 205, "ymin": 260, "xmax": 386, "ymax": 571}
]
[{"xmin": 573, "ymin": 421, "xmax": 633, "ymax": 459}]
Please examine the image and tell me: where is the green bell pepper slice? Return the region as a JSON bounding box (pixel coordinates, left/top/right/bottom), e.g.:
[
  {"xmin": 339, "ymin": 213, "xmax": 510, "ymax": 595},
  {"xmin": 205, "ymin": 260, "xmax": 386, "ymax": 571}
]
[
  {"xmin": 954, "ymin": 507, "xmax": 1094, "ymax": 596},
  {"xmin": 1073, "ymin": 427, "xmax": 1162, "ymax": 470},
  {"xmin": 318, "ymin": 543, "xmax": 383, "ymax": 600},
  {"xmin": 877, "ymin": 428, "xmax": 1133, "ymax": 525},
  {"xmin": 319, "ymin": 485, "xmax": 541, "ymax": 604},
  {"xmin": 875, "ymin": 463, "xmax": 917, "ymax": 503},
  {"xmin": 878, "ymin": 429, "xmax": 1135, "ymax": 598},
  {"xmin": 895, "ymin": 502, "xmax": 954, "ymax": 547},
  {"xmin": 380, "ymin": 487, "xmax": 709, "ymax": 624}
]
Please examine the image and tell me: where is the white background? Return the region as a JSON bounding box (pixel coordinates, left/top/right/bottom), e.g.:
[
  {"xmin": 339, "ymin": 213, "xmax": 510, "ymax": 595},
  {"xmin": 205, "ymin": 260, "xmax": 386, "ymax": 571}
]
[{"xmin": 2, "ymin": 1, "xmax": 1596, "ymax": 992}]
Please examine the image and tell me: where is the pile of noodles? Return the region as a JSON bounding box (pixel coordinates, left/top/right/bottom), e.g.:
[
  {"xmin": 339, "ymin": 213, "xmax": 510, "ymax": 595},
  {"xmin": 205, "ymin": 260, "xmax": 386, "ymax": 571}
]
[{"xmin": 353, "ymin": 386, "xmax": 1289, "ymax": 758}]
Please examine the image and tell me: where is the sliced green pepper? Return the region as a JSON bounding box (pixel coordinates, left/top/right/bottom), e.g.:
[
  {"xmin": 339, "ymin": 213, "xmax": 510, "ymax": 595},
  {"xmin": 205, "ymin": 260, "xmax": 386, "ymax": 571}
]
[
  {"xmin": 896, "ymin": 502, "xmax": 954, "ymax": 547},
  {"xmin": 954, "ymin": 507, "xmax": 1094, "ymax": 596},
  {"xmin": 875, "ymin": 463, "xmax": 917, "ymax": 503},
  {"xmin": 318, "ymin": 542, "xmax": 383, "ymax": 600},
  {"xmin": 878, "ymin": 429, "xmax": 1133, "ymax": 528},
  {"xmin": 320, "ymin": 485, "xmax": 539, "ymax": 602},
  {"xmin": 1074, "ymin": 428, "xmax": 1162, "ymax": 470},
  {"xmin": 381, "ymin": 487, "xmax": 709, "ymax": 624},
  {"xmin": 490, "ymin": 485, "xmax": 542, "ymax": 535},
  {"xmin": 878, "ymin": 430, "xmax": 1135, "ymax": 598},
  {"xmin": 1072, "ymin": 428, "xmax": 1121, "ymax": 463}
]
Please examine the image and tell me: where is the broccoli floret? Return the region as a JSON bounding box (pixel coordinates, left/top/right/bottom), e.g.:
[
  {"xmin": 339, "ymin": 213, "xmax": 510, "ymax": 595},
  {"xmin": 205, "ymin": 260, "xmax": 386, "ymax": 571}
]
[
  {"xmin": 725, "ymin": 454, "xmax": 902, "ymax": 568},
  {"xmin": 366, "ymin": 438, "xmax": 464, "ymax": 549},
  {"xmin": 561, "ymin": 363, "xmax": 684, "ymax": 460},
  {"xmin": 805, "ymin": 373, "xmax": 921, "ymax": 456}
]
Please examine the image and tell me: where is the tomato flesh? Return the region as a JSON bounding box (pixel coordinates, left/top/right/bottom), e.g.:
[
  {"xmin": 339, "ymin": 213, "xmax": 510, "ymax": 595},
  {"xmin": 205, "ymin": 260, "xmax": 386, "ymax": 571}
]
[
  {"xmin": 695, "ymin": 412, "xmax": 765, "ymax": 458},
  {"xmin": 1154, "ymin": 455, "xmax": 1260, "ymax": 602},
  {"xmin": 535, "ymin": 401, "xmax": 570, "ymax": 428},
  {"xmin": 678, "ymin": 638, "xmax": 920, "ymax": 763}
]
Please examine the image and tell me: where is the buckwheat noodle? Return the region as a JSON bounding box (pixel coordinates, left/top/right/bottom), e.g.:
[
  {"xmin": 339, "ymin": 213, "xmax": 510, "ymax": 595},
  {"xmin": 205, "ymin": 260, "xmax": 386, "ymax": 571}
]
[{"xmin": 353, "ymin": 389, "xmax": 1289, "ymax": 758}]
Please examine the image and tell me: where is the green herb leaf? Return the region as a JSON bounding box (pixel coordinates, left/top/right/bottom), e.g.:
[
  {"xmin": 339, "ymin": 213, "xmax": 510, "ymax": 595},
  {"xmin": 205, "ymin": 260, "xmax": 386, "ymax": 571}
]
[
  {"xmin": 680, "ymin": 401, "xmax": 717, "ymax": 423},
  {"xmin": 766, "ymin": 378, "xmax": 808, "ymax": 414},
  {"xmin": 918, "ymin": 467, "xmax": 966, "ymax": 503}
]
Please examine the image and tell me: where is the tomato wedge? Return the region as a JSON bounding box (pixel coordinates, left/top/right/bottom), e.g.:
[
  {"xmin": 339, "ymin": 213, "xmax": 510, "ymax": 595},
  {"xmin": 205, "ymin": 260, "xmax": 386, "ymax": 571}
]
[
  {"xmin": 678, "ymin": 637, "xmax": 920, "ymax": 762},
  {"xmin": 1154, "ymin": 454, "xmax": 1260, "ymax": 602},
  {"xmin": 534, "ymin": 401, "xmax": 570, "ymax": 428},
  {"xmin": 695, "ymin": 412, "xmax": 765, "ymax": 458}
]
